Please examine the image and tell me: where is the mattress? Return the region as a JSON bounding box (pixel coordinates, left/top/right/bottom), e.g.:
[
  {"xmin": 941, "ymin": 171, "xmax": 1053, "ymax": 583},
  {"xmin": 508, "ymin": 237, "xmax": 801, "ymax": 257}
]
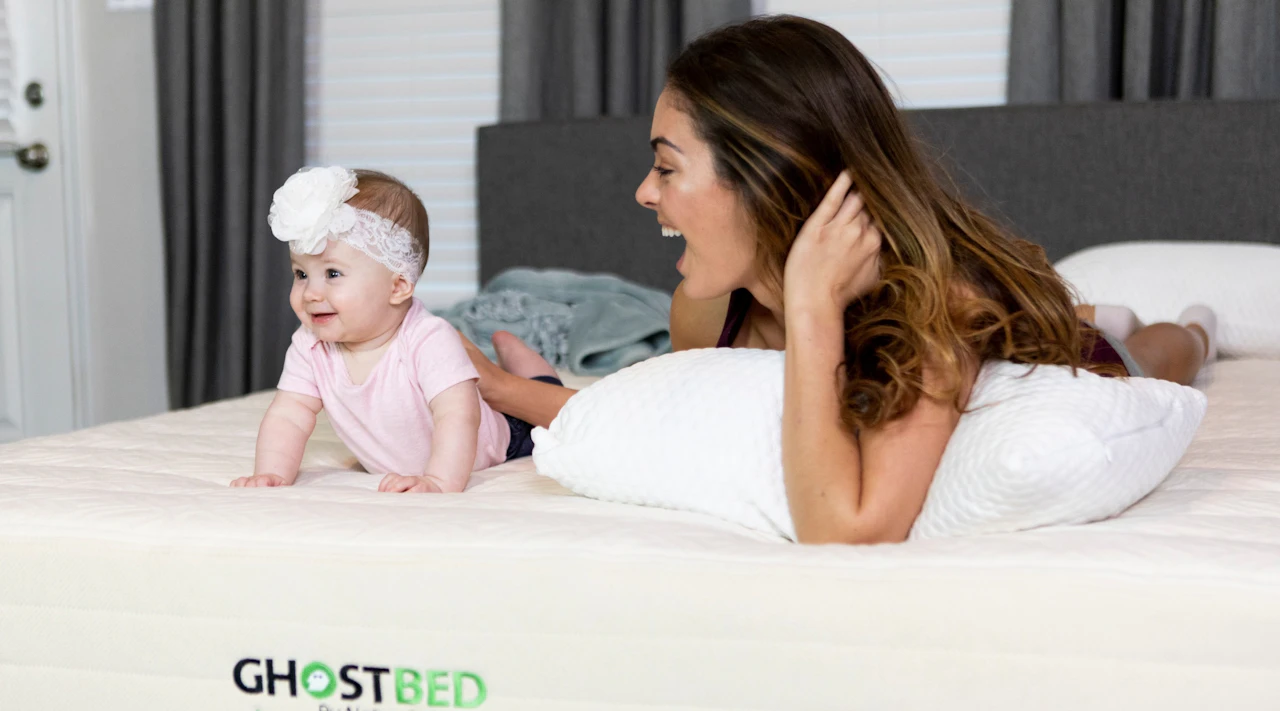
[{"xmin": 1, "ymin": 361, "xmax": 1278, "ymax": 710}]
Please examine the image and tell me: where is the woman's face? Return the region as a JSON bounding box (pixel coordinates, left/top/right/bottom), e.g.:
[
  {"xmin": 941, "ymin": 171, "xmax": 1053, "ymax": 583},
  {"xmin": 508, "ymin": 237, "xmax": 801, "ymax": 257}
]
[{"xmin": 636, "ymin": 89, "xmax": 758, "ymax": 300}]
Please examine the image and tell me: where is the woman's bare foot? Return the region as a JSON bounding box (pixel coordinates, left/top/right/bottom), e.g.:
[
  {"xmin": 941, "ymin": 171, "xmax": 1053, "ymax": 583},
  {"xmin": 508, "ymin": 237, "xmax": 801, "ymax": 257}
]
[{"xmin": 492, "ymin": 331, "xmax": 558, "ymax": 379}]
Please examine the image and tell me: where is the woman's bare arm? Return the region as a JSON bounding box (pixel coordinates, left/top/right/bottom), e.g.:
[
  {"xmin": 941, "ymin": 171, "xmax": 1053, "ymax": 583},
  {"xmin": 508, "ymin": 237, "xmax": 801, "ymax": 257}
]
[
  {"xmin": 784, "ymin": 304, "xmax": 959, "ymax": 543},
  {"xmin": 458, "ymin": 334, "xmax": 575, "ymax": 429},
  {"xmin": 486, "ymin": 377, "xmax": 576, "ymax": 430},
  {"xmin": 781, "ymin": 170, "xmax": 957, "ymax": 543}
]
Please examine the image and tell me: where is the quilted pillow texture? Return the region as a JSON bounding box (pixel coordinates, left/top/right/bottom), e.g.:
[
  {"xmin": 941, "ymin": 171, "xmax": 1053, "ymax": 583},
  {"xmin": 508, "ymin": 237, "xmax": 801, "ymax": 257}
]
[
  {"xmin": 1055, "ymin": 241, "xmax": 1280, "ymax": 358},
  {"xmin": 910, "ymin": 359, "xmax": 1206, "ymax": 539},
  {"xmin": 531, "ymin": 349, "xmax": 1207, "ymax": 541}
]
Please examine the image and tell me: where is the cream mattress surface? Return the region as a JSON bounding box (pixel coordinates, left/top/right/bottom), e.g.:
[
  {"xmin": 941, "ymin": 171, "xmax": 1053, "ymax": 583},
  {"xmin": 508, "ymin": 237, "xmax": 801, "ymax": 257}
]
[{"xmin": 1, "ymin": 361, "xmax": 1278, "ymax": 710}]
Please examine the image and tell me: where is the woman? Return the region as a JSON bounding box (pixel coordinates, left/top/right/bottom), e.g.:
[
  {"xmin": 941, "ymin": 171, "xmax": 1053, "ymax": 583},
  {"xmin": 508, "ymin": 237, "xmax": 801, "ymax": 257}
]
[{"xmin": 464, "ymin": 16, "xmax": 1214, "ymax": 544}]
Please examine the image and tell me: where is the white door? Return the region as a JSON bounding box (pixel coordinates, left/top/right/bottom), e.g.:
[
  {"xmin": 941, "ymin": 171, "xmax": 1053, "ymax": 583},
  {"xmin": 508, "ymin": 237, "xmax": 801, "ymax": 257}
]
[{"xmin": 0, "ymin": 0, "xmax": 78, "ymax": 442}]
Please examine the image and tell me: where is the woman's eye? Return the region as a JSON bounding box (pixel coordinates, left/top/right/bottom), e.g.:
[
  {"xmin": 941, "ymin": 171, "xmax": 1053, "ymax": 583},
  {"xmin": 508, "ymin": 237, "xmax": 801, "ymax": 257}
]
[
  {"xmin": 293, "ymin": 270, "xmax": 306, "ymax": 280},
  {"xmin": 652, "ymin": 165, "xmax": 673, "ymax": 177},
  {"xmin": 326, "ymin": 269, "xmax": 341, "ymax": 279}
]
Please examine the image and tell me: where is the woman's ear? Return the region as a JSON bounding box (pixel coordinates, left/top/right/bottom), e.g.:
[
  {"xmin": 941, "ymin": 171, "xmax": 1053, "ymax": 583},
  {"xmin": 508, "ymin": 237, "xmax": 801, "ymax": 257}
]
[{"xmin": 389, "ymin": 274, "xmax": 416, "ymax": 305}]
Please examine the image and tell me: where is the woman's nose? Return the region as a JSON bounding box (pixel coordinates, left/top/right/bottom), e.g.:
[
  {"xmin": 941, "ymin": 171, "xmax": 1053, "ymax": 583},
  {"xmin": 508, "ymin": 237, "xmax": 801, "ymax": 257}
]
[{"xmin": 635, "ymin": 171, "xmax": 659, "ymax": 210}]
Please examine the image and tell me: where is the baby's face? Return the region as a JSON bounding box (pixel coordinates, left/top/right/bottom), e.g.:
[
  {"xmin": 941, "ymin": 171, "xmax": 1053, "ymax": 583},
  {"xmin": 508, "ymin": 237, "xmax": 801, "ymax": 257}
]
[{"xmin": 289, "ymin": 240, "xmax": 406, "ymax": 344}]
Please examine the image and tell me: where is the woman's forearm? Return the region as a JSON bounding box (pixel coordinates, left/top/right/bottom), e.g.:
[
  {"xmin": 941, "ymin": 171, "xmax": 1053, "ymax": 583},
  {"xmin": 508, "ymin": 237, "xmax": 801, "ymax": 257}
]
[
  {"xmin": 782, "ymin": 303, "xmax": 874, "ymax": 543},
  {"xmin": 490, "ymin": 374, "xmax": 576, "ymax": 429}
]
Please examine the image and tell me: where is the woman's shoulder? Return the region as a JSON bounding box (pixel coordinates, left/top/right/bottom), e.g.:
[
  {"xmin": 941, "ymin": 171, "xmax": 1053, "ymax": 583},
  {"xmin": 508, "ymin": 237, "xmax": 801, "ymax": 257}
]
[{"xmin": 670, "ymin": 281, "xmax": 734, "ymax": 351}]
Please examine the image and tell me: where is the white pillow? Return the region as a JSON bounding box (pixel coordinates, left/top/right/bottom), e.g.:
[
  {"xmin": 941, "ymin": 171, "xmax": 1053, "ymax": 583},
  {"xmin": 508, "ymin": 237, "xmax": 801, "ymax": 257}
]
[
  {"xmin": 531, "ymin": 349, "xmax": 1207, "ymax": 541},
  {"xmin": 910, "ymin": 359, "xmax": 1205, "ymax": 540},
  {"xmin": 537, "ymin": 348, "xmax": 794, "ymax": 539},
  {"xmin": 1055, "ymin": 241, "xmax": 1280, "ymax": 358}
]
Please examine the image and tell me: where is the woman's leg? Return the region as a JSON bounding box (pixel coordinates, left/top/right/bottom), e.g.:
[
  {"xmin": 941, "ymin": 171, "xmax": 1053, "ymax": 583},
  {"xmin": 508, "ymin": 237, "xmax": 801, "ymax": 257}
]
[
  {"xmin": 1075, "ymin": 304, "xmax": 1142, "ymax": 341},
  {"xmin": 1123, "ymin": 322, "xmax": 1208, "ymax": 385},
  {"xmin": 1077, "ymin": 303, "xmax": 1215, "ymax": 385}
]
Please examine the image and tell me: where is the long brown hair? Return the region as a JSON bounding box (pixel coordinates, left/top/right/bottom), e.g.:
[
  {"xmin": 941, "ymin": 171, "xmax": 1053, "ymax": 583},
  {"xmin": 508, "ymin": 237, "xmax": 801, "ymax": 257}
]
[{"xmin": 666, "ymin": 15, "xmax": 1114, "ymax": 430}]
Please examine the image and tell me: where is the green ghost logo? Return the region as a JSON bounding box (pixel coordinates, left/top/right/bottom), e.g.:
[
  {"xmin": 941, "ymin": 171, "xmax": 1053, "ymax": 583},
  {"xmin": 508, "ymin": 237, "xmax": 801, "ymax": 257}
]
[{"xmin": 301, "ymin": 662, "xmax": 336, "ymax": 699}]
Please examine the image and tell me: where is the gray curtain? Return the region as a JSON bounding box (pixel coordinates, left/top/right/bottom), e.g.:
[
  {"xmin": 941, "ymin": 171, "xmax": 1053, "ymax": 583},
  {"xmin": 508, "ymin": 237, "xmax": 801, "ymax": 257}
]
[
  {"xmin": 500, "ymin": 0, "xmax": 753, "ymax": 121},
  {"xmin": 1009, "ymin": 0, "xmax": 1280, "ymax": 103},
  {"xmin": 154, "ymin": 1, "xmax": 307, "ymax": 408}
]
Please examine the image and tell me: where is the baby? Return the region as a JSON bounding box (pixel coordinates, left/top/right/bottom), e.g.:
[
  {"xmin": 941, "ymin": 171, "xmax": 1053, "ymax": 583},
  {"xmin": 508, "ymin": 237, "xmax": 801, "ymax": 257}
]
[{"xmin": 231, "ymin": 167, "xmax": 559, "ymax": 493}]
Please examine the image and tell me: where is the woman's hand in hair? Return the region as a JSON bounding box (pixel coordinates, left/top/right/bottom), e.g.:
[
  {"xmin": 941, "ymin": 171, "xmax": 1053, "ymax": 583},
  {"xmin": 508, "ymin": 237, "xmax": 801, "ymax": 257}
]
[{"xmin": 784, "ymin": 171, "xmax": 882, "ymax": 314}]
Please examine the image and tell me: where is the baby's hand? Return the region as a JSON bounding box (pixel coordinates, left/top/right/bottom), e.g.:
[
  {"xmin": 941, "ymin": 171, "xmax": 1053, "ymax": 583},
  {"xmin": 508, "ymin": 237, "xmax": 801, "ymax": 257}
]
[
  {"xmin": 378, "ymin": 473, "xmax": 443, "ymax": 494},
  {"xmin": 230, "ymin": 473, "xmax": 288, "ymax": 488}
]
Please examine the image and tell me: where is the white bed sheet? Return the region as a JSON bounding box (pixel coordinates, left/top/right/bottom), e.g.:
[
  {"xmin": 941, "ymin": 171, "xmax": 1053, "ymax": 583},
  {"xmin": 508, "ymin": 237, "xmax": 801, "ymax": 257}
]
[{"xmin": 1, "ymin": 361, "xmax": 1278, "ymax": 710}]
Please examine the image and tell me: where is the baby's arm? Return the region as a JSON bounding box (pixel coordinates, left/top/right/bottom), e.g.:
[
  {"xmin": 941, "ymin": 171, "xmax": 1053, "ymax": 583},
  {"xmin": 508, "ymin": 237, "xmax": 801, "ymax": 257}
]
[
  {"xmin": 378, "ymin": 380, "xmax": 481, "ymax": 494},
  {"xmin": 231, "ymin": 390, "xmax": 323, "ymax": 487}
]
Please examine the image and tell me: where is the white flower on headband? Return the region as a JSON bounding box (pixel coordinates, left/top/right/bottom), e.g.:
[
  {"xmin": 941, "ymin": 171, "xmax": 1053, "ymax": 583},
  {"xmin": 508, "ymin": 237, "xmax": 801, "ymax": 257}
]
[
  {"xmin": 268, "ymin": 166, "xmax": 360, "ymax": 255},
  {"xmin": 268, "ymin": 165, "xmax": 427, "ymax": 283}
]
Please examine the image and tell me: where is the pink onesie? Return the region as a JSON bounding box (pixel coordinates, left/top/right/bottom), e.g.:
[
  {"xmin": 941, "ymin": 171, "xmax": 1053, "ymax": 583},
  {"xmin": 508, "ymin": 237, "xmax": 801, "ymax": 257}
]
[{"xmin": 276, "ymin": 299, "xmax": 511, "ymax": 477}]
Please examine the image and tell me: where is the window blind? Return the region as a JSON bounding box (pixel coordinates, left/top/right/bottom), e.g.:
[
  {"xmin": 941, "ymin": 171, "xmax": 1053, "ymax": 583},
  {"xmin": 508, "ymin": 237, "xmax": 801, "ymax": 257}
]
[
  {"xmin": 761, "ymin": 0, "xmax": 1011, "ymax": 108},
  {"xmin": 305, "ymin": 0, "xmax": 499, "ymax": 307}
]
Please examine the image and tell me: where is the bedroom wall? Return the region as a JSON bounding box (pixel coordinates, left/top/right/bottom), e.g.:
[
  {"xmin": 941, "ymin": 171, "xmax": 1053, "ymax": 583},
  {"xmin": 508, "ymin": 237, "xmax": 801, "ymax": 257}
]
[{"xmin": 67, "ymin": 0, "xmax": 169, "ymax": 424}]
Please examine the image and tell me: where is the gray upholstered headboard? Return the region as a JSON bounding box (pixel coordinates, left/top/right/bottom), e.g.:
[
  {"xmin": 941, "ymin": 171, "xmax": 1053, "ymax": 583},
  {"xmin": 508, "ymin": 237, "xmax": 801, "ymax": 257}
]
[{"xmin": 477, "ymin": 101, "xmax": 1280, "ymax": 291}]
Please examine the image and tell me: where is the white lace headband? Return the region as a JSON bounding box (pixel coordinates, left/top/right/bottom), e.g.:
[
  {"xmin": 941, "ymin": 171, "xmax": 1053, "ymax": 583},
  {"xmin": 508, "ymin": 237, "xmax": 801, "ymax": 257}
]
[{"xmin": 268, "ymin": 166, "xmax": 426, "ymax": 283}]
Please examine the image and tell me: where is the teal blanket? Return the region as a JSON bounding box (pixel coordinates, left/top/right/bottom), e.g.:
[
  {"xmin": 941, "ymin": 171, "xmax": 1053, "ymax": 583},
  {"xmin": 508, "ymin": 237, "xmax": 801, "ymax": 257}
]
[{"xmin": 436, "ymin": 269, "xmax": 673, "ymax": 376}]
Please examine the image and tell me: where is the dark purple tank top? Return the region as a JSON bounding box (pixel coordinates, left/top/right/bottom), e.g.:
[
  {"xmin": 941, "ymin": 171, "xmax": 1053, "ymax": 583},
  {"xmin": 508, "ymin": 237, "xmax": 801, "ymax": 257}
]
[
  {"xmin": 715, "ymin": 289, "xmax": 1128, "ymax": 375},
  {"xmin": 716, "ymin": 289, "xmax": 753, "ymax": 348}
]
